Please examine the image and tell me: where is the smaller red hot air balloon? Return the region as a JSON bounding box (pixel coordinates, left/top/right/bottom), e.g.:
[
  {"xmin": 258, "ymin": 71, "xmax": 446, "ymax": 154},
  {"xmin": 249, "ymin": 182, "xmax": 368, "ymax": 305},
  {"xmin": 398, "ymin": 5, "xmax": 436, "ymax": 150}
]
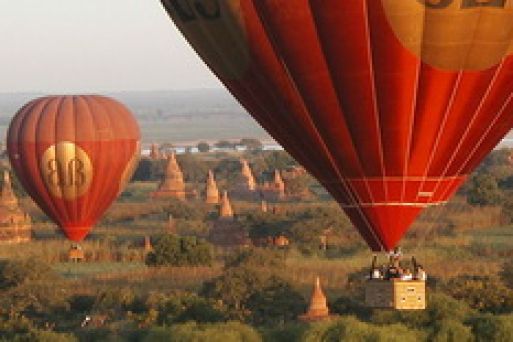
[{"xmin": 7, "ymin": 95, "xmax": 140, "ymax": 242}]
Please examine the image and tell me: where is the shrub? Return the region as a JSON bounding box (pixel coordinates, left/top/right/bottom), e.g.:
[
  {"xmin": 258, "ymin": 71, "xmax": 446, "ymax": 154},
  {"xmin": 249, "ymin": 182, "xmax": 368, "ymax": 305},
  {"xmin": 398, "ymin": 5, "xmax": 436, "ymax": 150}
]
[
  {"xmin": 0, "ymin": 258, "xmax": 57, "ymax": 289},
  {"xmin": 145, "ymin": 234, "xmax": 212, "ymax": 267},
  {"xmin": 143, "ymin": 321, "xmax": 262, "ymax": 342},
  {"xmin": 429, "ymin": 320, "xmax": 473, "ymax": 342},
  {"xmin": 470, "ymin": 313, "xmax": 513, "ymax": 342}
]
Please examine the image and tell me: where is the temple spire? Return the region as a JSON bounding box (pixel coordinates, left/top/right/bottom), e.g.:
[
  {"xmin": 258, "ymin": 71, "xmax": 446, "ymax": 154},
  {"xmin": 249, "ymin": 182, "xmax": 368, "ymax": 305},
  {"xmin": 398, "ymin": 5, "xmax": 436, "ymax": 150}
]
[
  {"xmin": 299, "ymin": 276, "xmax": 330, "ymax": 321},
  {"xmin": 205, "ymin": 170, "xmax": 220, "ymax": 204},
  {"xmin": 1, "ymin": 171, "xmax": 17, "ymax": 208},
  {"xmin": 219, "ymin": 190, "xmax": 234, "ymax": 219}
]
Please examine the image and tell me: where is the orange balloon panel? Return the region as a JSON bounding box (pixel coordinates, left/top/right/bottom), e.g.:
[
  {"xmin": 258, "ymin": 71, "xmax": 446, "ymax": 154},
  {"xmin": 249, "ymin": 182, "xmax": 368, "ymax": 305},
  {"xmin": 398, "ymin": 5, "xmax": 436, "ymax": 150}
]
[
  {"xmin": 7, "ymin": 96, "xmax": 140, "ymax": 242},
  {"xmin": 162, "ymin": 0, "xmax": 513, "ymax": 251}
]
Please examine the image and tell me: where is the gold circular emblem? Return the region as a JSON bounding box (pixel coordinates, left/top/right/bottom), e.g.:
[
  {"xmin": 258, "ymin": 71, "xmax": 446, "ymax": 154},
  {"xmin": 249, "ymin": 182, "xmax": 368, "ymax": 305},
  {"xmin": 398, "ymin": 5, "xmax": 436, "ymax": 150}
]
[
  {"xmin": 382, "ymin": 0, "xmax": 513, "ymax": 70},
  {"xmin": 41, "ymin": 142, "xmax": 93, "ymax": 200}
]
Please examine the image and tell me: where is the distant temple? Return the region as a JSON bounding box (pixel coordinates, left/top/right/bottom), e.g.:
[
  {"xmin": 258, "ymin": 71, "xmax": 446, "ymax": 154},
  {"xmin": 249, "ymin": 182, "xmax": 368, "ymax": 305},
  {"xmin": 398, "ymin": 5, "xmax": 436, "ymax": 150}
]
[
  {"xmin": 218, "ymin": 190, "xmax": 234, "ymax": 219},
  {"xmin": 208, "ymin": 191, "xmax": 250, "ymax": 248},
  {"xmin": 299, "ymin": 276, "xmax": 332, "ymax": 322},
  {"xmin": 149, "ymin": 143, "xmax": 162, "ymax": 160},
  {"xmin": 0, "ymin": 171, "xmax": 31, "ymax": 244},
  {"xmin": 205, "ymin": 170, "xmax": 220, "ymax": 204},
  {"xmin": 261, "ymin": 170, "xmax": 286, "ymax": 201},
  {"xmin": 151, "ymin": 153, "xmax": 186, "ymax": 200},
  {"xmin": 231, "ymin": 159, "xmax": 258, "ymax": 200}
]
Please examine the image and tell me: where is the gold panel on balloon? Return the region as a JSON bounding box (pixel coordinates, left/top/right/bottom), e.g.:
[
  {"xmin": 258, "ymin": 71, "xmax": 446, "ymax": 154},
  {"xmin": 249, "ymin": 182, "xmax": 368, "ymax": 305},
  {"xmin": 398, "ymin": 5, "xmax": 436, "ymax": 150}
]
[
  {"xmin": 382, "ymin": 0, "xmax": 513, "ymax": 70},
  {"xmin": 41, "ymin": 142, "xmax": 93, "ymax": 200},
  {"xmin": 163, "ymin": 0, "xmax": 250, "ymax": 80}
]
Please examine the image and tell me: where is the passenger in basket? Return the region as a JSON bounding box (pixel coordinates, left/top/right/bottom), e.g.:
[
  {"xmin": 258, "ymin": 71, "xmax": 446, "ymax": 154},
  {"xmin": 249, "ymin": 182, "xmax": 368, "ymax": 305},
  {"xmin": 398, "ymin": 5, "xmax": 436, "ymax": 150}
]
[
  {"xmin": 401, "ymin": 268, "xmax": 413, "ymax": 281},
  {"xmin": 414, "ymin": 265, "xmax": 427, "ymax": 281}
]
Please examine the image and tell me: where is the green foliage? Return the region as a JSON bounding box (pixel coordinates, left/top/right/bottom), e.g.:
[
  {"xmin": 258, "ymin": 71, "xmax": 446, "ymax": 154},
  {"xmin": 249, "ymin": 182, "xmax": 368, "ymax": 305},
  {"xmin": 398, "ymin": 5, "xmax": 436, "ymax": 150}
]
[
  {"xmin": 262, "ymin": 151, "xmax": 296, "ymax": 171},
  {"xmin": 132, "ymin": 159, "xmax": 164, "ymax": 181},
  {"xmin": 177, "ymin": 153, "xmax": 210, "ymax": 183},
  {"xmin": 166, "ymin": 199, "xmax": 205, "ymax": 220},
  {"xmin": 145, "ymin": 235, "xmax": 212, "ymax": 267},
  {"xmin": 197, "ymin": 141, "xmax": 210, "ymax": 153},
  {"xmin": 157, "ymin": 293, "xmax": 226, "ymax": 325},
  {"xmin": 444, "ymin": 276, "xmax": 513, "ymax": 313},
  {"xmin": 469, "ymin": 313, "xmax": 513, "ymax": 342},
  {"xmin": 143, "ymin": 321, "xmax": 261, "ymax": 342},
  {"xmin": 430, "ymin": 320, "xmax": 473, "ymax": 342},
  {"xmin": 466, "ymin": 174, "xmax": 503, "ymax": 206},
  {"xmin": 246, "ymin": 276, "xmax": 306, "ymax": 326},
  {"xmin": 0, "ymin": 258, "xmax": 56, "ymax": 289},
  {"xmin": 202, "ymin": 249, "xmax": 303, "ymax": 324},
  {"xmin": 302, "ymin": 316, "xmax": 422, "ymax": 342},
  {"xmin": 239, "ymin": 138, "xmax": 262, "ymax": 151},
  {"xmin": 224, "ymin": 248, "xmax": 286, "ymax": 270}
]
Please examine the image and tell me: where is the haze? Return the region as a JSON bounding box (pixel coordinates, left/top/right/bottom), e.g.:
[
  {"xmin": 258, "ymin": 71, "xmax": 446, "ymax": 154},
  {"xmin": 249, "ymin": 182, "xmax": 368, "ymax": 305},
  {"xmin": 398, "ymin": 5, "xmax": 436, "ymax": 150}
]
[{"xmin": 0, "ymin": 0, "xmax": 221, "ymax": 93}]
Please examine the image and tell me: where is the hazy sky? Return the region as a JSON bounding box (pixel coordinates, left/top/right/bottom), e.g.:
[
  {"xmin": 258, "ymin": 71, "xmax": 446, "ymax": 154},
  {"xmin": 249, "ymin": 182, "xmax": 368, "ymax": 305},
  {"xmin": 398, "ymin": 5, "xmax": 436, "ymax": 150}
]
[{"xmin": 0, "ymin": 0, "xmax": 222, "ymax": 93}]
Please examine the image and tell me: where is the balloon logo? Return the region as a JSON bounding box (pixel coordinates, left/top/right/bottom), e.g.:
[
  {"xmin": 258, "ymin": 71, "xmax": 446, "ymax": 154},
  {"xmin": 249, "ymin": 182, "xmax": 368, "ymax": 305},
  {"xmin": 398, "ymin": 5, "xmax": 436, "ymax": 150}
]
[
  {"xmin": 383, "ymin": 0, "xmax": 513, "ymax": 70},
  {"xmin": 40, "ymin": 142, "xmax": 93, "ymax": 200},
  {"xmin": 7, "ymin": 95, "xmax": 141, "ymax": 242}
]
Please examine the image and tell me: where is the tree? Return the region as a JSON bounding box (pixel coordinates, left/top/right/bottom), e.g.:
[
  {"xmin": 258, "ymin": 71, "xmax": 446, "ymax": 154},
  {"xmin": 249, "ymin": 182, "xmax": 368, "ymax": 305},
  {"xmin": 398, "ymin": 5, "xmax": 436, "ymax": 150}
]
[
  {"xmin": 215, "ymin": 140, "xmax": 235, "ymax": 149},
  {"xmin": 240, "ymin": 138, "xmax": 262, "ymax": 151},
  {"xmin": 145, "ymin": 235, "xmax": 212, "ymax": 267},
  {"xmin": 429, "ymin": 320, "xmax": 473, "ymax": 342},
  {"xmin": 0, "ymin": 258, "xmax": 56, "ymax": 289},
  {"xmin": 143, "ymin": 322, "xmax": 261, "ymax": 342},
  {"xmin": 466, "ymin": 174, "xmax": 503, "ymax": 206},
  {"xmin": 197, "ymin": 141, "xmax": 210, "ymax": 153},
  {"xmin": 246, "ymin": 276, "xmax": 306, "ymax": 326}
]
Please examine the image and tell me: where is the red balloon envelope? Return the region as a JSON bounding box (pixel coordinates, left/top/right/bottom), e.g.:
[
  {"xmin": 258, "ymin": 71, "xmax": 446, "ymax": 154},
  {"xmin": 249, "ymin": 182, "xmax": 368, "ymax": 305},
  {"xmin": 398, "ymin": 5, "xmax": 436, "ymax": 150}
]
[
  {"xmin": 162, "ymin": 0, "xmax": 513, "ymax": 251},
  {"xmin": 7, "ymin": 95, "xmax": 140, "ymax": 242}
]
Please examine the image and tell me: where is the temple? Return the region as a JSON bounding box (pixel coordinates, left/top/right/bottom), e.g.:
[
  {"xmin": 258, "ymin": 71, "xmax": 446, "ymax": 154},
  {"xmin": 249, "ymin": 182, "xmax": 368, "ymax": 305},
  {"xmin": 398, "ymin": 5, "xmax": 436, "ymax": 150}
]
[
  {"xmin": 205, "ymin": 170, "xmax": 220, "ymax": 204},
  {"xmin": 151, "ymin": 153, "xmax": 186, "ymax": 200},
  {"xmin": 231, "ymin": 159, "xmax": 258, "ymax": 200},
  {"xmin": 299, "ymin": 276, "xmax": 332, "ymax": 322},
  {"xmin": 149, "ymin": 143, "xmax": 162, "ymax": 160},
  {"xmin": 261, "ymin": 169, "xmax": 286, "ymax": 201},
  {"xmin": 208, "ymin": 191, "xmax": 250, "ymax": 248},
  {"xmin": 0, "ymin": 171, "xmax": 31, "ymax": 244}
]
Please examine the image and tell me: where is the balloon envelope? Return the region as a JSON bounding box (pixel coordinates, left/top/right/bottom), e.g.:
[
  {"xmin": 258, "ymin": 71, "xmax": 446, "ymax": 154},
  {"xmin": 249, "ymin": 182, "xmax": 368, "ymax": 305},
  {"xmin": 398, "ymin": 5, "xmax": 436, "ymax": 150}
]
[
  {"xmin": 162, "ymin": 0, "xmax": 513, "ymax": 251},
  {"xmin": 7, "ymin": 95, "xmax": 140, "ymax": 241}
]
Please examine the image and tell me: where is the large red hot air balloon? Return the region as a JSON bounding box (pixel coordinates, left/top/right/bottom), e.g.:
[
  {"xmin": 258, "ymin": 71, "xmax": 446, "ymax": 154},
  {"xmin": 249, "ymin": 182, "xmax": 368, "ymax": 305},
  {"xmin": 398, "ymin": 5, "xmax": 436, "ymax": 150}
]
[
  {"xmin": 7, "ymin": 95, "xmax": 140, "ymax": 242},
  {"xmin": 161, "ymin": 0, "xmax": 513, "ymax": 251}
]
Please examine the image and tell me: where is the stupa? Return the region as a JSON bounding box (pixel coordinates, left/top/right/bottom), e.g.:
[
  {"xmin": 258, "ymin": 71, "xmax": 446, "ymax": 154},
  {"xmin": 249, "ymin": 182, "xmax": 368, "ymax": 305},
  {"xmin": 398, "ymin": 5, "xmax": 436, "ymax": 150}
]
[
  {"xmin": 218, "ymin": 190, "xmax": 234, "ymax": 220},
  {"xmin": 151, "ymin": 153, "xmax": 186, "ymax": 200},
  {"xmin": 205, "ymin": 170, "xmax": 220, "ymax": 204},
  {"xmin": 299, "ymin": 276, "xmax": 332, "ymax": 322},
  {"xmin": 149, "ymin": 143, "xmax": 161, "ymax": 160},
  {"xmin": 231, "ymin": 159, "xmax": 258, "ymax": 200},
  {"xmin": 0, "ymin": 171, "xmax": 32, "ymax": 244},
  {"xmin": 261, "ymin": 170, "xmax": 286, "ymax": 201},
  {"xmin": 208, "ymin": 191, "xmax": 250, "ymax": 248}
]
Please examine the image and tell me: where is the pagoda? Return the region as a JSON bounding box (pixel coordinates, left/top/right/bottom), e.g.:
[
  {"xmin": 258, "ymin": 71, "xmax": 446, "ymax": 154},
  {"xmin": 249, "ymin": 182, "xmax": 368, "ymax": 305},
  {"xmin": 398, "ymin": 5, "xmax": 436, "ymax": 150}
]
[
  {"xmin": 149, "ymin": 143, "xmax": 161, "ymax": 160},
  {"xmin": 151, "ymin": 153, "xmax": 186, "ymax": 200},
  {"xmin": 231, "ymin": 159, "xmax": 258, "ymax": 200},
  {"xmin": 0, "ymin": 171, "xmax": 31, "ymax": 244},
  {"xmin": 205, "ymin": 170, "xmax": 220, "ymax": 204},
  {"xmin": 261, "ymin": 169, "xmax": 286, "ymax": 201},
  {"xmin": 299, "ymin": 276, "xmax": 332, "ymax": 322},
  {"xmin": 208, "ymin": 191, "xmax": 250, "ymax": 248},
  {"xmin": 218, "ymin": 190, "xmax": 234, "ymax": 219}
]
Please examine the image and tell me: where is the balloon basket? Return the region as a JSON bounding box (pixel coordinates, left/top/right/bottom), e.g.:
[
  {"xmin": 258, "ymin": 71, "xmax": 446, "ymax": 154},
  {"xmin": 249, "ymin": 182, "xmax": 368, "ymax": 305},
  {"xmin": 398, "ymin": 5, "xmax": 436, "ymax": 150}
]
[
  {"xmin": 365, "ymin": 279, "xmax": 426, "ymax": 310},
  {"xmin": 68, "ymin": 244, "xmax": 85, "ymax": 263}
]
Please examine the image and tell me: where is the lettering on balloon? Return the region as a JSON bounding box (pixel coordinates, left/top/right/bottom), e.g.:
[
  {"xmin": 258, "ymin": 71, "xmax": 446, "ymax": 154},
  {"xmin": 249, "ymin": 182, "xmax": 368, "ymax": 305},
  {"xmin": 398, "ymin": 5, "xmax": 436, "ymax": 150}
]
[
  {"xmin": 168, "ymin": 0, "xmax": 221, "ymax": 22},
  {"xmin": 419, "ymin": 0, "xmax": 507, "ymax": 8},
  {"xmin": 41, "ymin": 142, "xmax": 93, "ymax": 200}
]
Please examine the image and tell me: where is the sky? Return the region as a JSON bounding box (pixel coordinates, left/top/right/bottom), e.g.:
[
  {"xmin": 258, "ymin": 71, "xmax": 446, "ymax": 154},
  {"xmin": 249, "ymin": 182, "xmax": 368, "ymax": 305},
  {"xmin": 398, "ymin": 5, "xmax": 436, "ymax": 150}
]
[{"xmin": 0, "ymin": 0, "xmax": 222, "ymax": 93}]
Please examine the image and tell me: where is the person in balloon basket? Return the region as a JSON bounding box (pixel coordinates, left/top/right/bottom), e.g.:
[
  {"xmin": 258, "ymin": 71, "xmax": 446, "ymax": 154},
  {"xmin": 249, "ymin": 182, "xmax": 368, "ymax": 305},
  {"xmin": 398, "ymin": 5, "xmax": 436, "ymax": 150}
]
[{"xmin": 414, "ymin": 265, "xmax": 427, "ymax": 282}]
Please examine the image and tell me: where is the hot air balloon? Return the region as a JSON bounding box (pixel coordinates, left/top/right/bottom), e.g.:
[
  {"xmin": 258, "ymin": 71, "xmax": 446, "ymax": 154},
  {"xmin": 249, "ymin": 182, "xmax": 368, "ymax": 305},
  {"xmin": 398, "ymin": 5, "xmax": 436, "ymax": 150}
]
[
  {"xmin": 7, "ymin": 95, "xmax": 140, "ymax": 242},
  {"xmin": 161, "ymin": 0, "xmax": 513, "ymax": 252}
]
